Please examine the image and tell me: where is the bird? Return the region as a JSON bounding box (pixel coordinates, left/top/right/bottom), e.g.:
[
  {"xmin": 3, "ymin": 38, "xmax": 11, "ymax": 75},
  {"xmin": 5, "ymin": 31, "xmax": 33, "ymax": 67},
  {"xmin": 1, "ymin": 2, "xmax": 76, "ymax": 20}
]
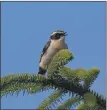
[{"xmin": 38, "ymin": 30, "xmax": 68, "ymax": 75}]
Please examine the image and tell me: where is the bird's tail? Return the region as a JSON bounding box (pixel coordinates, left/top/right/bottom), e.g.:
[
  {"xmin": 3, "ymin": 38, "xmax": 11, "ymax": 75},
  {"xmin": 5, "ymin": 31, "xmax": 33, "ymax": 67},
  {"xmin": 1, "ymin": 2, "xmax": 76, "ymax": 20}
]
[{"xmin": 38, "ymin": 67, "xmax": 46, "ymax": 75}]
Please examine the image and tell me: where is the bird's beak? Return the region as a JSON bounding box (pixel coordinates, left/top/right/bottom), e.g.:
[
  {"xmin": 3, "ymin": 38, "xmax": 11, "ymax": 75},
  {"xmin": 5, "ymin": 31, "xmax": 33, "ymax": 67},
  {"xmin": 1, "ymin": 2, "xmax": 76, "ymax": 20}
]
[{"xmin": 64, "ymin": 32, "xmax": 67, "ymax": 36}]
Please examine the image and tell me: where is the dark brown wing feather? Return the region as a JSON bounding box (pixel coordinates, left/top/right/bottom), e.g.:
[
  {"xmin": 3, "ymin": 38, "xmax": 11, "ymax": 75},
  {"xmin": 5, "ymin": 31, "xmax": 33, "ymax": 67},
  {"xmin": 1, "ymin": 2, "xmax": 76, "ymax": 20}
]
[{"xmin": 39, "ymin": 40, "xmax": 51, "ymax": 63}]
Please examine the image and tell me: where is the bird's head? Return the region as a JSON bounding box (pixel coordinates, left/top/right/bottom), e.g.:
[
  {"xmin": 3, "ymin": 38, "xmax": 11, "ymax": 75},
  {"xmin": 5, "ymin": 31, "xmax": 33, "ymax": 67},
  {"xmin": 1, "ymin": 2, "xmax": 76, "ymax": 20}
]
[{"xmin": 50, "ymin": 30, "xmax": 67, "ymax": 41}]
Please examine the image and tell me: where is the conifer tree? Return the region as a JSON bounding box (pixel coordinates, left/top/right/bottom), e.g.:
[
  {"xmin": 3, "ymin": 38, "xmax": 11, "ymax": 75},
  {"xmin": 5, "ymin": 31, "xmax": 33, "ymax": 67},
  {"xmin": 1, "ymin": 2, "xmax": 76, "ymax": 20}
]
[{"xmin": 1, "ymin": 49, "xmax": 106, "ymax": 110}]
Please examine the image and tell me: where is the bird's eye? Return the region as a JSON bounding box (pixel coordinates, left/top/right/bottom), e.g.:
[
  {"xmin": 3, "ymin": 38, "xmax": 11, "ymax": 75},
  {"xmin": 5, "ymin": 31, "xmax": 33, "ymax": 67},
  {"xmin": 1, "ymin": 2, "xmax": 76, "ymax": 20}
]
[
  {"xmin": 50, "ymin": 33, "xmax": 62, "ymax": 40},
  {"xmin": 55, "ymin": 34, "xmax": 60, "ymax": 39}
]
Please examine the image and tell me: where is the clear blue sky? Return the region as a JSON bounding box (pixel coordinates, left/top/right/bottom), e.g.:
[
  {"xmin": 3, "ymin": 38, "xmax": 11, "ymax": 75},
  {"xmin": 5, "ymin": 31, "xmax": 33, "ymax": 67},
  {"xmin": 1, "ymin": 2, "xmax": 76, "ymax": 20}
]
[{"xmin": 1, "ymin": 2, "xmax": 106, "ymax": 109}]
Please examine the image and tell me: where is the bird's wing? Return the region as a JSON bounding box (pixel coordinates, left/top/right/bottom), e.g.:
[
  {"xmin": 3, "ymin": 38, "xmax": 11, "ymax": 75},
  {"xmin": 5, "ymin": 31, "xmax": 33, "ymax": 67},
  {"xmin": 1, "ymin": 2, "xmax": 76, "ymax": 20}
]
[{"xmin": 39, "ymin": 40, "xmax": 51, "ymax": 63}]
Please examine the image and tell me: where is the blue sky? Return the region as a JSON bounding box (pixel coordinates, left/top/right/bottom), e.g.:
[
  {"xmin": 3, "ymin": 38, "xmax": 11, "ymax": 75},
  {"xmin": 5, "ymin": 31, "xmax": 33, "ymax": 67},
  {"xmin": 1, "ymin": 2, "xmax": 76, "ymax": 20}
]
[{"xmin": 1, "ymin": 2, "xmax": 106, "ymax": 109}]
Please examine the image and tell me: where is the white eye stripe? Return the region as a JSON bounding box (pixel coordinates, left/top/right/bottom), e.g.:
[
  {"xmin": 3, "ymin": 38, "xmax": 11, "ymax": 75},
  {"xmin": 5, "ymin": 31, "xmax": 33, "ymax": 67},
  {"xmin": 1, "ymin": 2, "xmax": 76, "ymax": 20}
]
[
  {"xmin": 51, "ymin": 32, "xmax": 57, "ymax": 36},
  {"xmin": 51, "ymin": 31, "xmax": 65, "ymax": 36}
]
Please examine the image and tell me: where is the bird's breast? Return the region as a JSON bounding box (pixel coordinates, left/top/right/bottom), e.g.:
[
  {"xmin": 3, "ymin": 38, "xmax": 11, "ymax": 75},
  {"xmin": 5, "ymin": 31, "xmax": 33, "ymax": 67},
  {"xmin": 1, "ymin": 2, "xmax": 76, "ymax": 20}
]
[
  {"xmin": 39, "ymin": 47, "xmax": 58, "ymax": 69},
  {"xmin": 39, "ymin": 41, "xmax": 67, "ymax": 69}
]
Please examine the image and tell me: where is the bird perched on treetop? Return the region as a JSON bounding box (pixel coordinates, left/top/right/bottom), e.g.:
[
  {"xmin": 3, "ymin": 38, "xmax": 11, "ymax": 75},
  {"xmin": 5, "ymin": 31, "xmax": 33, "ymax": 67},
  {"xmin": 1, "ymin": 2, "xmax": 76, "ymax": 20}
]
[{"xmin": 38, "ymin": 30, "xmax": 68, "ymax": 75}]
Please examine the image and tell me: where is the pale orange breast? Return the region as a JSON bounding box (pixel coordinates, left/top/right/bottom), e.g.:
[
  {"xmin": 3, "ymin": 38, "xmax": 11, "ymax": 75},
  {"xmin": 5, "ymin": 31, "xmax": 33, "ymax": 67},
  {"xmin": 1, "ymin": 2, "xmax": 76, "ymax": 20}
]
[{"xmin": 51, "ymin": 40, "xmax": 67, "ymax": 49}]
